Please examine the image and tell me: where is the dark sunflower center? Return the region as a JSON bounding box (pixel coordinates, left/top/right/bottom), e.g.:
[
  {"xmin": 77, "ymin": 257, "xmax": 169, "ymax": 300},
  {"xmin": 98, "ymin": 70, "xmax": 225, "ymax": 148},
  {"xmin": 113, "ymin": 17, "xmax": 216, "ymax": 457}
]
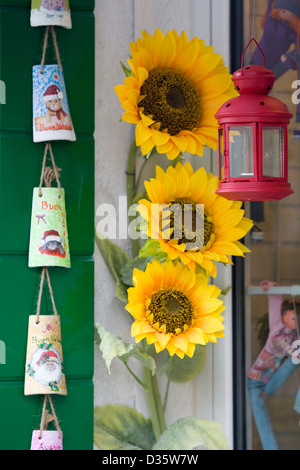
[
  {"xmin": 139, "ymin": 68, "xmax": 202, "ymax": 136},
  {"xmin": 161, "ymin": 199, "xmax": 215, "ymax": 251},
  {"xmin": 147, "ymin": 288, "xmax": 195, "ymax": 334},
  {"xmin": 166, "ymin": 86, "xmax": 186, "ymax": 109}
]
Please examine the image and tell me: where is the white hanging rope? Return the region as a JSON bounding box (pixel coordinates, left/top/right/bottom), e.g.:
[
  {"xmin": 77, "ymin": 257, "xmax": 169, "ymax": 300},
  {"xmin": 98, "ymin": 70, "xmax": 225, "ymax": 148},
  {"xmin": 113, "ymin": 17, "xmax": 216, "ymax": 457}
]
[{"xmin": 251, "ymin": 0, "xmax": 256, "ymax": 39}]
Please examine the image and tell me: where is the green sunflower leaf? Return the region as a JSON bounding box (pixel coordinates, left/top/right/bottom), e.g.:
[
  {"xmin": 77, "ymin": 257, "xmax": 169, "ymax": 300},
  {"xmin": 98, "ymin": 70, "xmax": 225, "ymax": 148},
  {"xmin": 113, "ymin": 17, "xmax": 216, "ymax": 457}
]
[
  {"xmin": 132, "ymin": 191, "xmax": 148, "ymax": 204},
  {"xmin": 120, "ymin": 61, "xmax": 132, "ymax": 78},
  {"xmin": 94, "ymin": 405, "xmax": 155, "ymax": 450},
  {"xmin": 139, "ymin": 238, "xmax": 168, "ymax": 262},
  {"xmin": 116, "ymin": 280, "xmax": 129, "ymax": 304},
  {"xmin": 95, "ymin": 236, "xmax": 130, "ymax": 303},
  {"xmin": 120, "ymin": 256, "xmax": 153, "ymax": 286},
  {"xmin": 161, "ymin": 345, "xmax": 206, "ymax": 383},
  {"xmin": 95, "ymin": 323, "xmax": 156, "ymax": 376},
  {"xmin": 220, "ymin": 285, "xmax": 232, "ymax": 297},
  {"xmin": 152, "ymin": 417, "xmax": 229, "ymax": 450}
]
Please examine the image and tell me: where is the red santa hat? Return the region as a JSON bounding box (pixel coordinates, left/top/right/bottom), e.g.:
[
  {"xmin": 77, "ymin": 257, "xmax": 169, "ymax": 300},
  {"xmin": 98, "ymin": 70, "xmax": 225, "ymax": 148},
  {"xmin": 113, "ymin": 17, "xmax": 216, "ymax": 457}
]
[
  {"xmin": 40, "ymin": 230, "xmax": 62, "ymax": 246},
  {"xmin": 36, "ymin": 350, "xmax": 59, "ymax": 367},
  {"xmin": 42, "ymin": 84, "xmax": 63, "ymax": 102}
]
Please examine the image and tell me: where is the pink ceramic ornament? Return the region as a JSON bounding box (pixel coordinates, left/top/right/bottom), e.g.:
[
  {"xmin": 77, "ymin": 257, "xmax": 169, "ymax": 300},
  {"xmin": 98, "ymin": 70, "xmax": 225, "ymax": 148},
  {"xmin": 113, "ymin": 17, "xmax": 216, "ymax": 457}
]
[{"xmin": 31, "ymin": 430, "xmax": 63, "ymax": 450}]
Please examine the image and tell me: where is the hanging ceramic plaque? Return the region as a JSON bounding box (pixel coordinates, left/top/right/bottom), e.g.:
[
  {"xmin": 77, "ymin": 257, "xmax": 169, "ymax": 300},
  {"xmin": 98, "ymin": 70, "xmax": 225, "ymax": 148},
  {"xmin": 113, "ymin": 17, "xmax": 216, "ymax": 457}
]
[
  {"xmin": 33, "ymin": 64, "xmax": 76, "ymax": 143},
  {"xmin": 30, "ymin": 0, "xmax": 72, "ymax": 29},
  {"xmin": 29, "ymin": 187, "xmax": 71, "ymax": 268},
  {"xmin": 31, "ymin": 430, "xmax": 63, "ymax": 451},
  {"xmin": 31, "ymin": 394, "xmax": 63, "ymax": 450},
  {"xmin": 25, "ymin": 315, "xmax": 67, "ymax": 396}
]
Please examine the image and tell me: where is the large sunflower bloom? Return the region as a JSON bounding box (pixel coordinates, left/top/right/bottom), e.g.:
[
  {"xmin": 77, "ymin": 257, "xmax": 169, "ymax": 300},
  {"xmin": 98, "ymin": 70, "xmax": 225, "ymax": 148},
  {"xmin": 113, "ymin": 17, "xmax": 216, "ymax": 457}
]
[
  {"xmin": 126, "ymin": 260, "xmax": 225, "ymax": 358},
  {"xmin": 114, "ymin": 29, "xmax": 237, "ymax": 160},
  {"xmin": 138, "ymin": 162, "xmax": 253, "ymax": 277}
]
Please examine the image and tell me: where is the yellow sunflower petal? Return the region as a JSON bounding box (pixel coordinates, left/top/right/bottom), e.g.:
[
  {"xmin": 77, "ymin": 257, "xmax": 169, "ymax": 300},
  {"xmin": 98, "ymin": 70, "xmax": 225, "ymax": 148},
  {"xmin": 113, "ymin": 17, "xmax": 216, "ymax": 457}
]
[
  {"xmin": 185, "ymin": 343, "xmax": 196, "ymax": 357},
  {"xmin": 126, "ymin": 302, "xmax": 145, "ymax": 321},
  {"xmin": 172, "ymin": 334, "xmax": 189, "ymax": 353},
  {"xmin": 131, "ymin": 320, "xmax": 154, "ymax": 336},
  {"xmin": 145, "ymin": 259, "xmax": 165, "ymax": 290},
  {"xmin": 155, "ymin": 331, "xmax": 171, "ymax": 349},
  {"xmin": 135, "ymin": 120, "xmax": 153, "ymax": 146},
  {"xmin": 140, "ymin": 137, "xmax": 155, "ymax": 156},
  {"xmin": 156, "ymin": 139, "xmax": 175, "ymax": 155},
  {"xmin": 195, "ymin": 317, "xmax": 225, "ymax": 333},
  {"xmin": 136, "ymin": 66, "xmax": 149, "ymax": 86},
  {"xmin": 184, "ymin": 327, "xmax": 206, "ymax": 345},
  {"xmin": 122, "ymin": 112, "xmax": 140, "ymax": 124}
]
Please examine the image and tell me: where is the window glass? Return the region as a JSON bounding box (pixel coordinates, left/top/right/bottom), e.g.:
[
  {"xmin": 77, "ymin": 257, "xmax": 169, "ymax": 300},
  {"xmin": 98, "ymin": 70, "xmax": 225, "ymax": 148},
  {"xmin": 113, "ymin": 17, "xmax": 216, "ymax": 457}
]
[
  {"xmin": 263, "ymin": 126, "xmax": 284, "ymax": 178},
  {"xmin": 244, "ymin": 0, "xmax": 300, "ymax": 451},
  {"xmin": 219, "ymin": 128, "xmax": 224, "ymax": 180},
  {"xmin": 229, "ymin": 126, "xmax": 254, "ymax": 178}
]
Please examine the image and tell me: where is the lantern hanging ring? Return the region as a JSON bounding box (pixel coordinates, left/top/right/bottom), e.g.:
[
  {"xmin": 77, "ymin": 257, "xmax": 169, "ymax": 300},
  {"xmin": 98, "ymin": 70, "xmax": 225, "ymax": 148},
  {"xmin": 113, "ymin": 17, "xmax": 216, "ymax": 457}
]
[{"xmin": 241, "ymin": 37, "xmax": 266, "ymax": 72}]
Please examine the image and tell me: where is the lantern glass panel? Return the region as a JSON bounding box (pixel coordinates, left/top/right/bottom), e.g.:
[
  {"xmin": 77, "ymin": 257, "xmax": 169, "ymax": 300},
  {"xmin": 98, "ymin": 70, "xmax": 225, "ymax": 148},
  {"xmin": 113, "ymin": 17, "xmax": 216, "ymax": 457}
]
[
  {"xmin": 229, "ymin": 126, "xmax": 254, "ymax": 178},
  {"xmin": 218, "ymin": 128, "xmax": 224, "ymax": 180},
  {"xmin": 262, "ymin": 126, "xmax": 284, "ymax": 178}
]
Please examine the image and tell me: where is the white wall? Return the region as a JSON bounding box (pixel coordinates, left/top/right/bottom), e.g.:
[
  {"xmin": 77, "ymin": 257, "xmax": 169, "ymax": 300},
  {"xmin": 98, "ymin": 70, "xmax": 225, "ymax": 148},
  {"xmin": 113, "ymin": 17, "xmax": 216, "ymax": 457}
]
[{"xmin": 94, "ymin": 0, "xmax": 233, "ymax": 449}]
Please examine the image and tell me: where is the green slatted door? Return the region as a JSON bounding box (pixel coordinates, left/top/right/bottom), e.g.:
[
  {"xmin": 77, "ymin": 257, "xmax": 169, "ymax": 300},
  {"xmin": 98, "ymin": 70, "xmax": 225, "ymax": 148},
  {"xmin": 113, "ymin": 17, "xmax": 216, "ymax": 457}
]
[{"xmin": 0, "ymin": 0, "xmax": 94, "ymax": 450}]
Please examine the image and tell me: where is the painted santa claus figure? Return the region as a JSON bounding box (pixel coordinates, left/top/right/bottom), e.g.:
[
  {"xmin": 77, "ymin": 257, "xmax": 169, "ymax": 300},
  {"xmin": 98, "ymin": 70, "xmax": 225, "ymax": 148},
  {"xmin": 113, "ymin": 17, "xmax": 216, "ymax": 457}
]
[{"xmin": 27, "ymin": 343, "xmax": 64, "ymax": 393}]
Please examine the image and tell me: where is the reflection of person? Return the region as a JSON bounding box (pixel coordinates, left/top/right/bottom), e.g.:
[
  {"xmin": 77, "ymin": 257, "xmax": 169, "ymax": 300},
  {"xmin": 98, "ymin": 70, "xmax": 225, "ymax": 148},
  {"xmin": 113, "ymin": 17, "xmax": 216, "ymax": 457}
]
[
  {"xmin": 248, "ymin": 280, "xmax": 300, "ymax": 450},
  {"xmin": 251, "ymin": 0, "xmax": 300, "ymax": 76},
  {"xmin": 251, "ymin": 0, "xmax": 300, "ymax": 137}
]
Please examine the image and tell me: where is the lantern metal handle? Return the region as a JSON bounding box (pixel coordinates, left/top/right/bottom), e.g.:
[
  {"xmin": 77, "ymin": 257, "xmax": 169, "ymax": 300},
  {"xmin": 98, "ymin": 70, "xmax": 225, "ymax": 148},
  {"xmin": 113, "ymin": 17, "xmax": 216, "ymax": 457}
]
[{"xmin": 241, "ymin": 37, "xmax": 266, "ymax": 71}]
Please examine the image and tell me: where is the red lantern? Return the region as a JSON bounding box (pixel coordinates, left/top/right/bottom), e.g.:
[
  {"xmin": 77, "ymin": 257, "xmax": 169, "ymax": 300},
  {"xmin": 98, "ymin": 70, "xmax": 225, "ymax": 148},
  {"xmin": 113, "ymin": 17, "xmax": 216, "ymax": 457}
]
[{"xmin": 215, "ymin": 39, "xmax": 293, "ymax": 201}]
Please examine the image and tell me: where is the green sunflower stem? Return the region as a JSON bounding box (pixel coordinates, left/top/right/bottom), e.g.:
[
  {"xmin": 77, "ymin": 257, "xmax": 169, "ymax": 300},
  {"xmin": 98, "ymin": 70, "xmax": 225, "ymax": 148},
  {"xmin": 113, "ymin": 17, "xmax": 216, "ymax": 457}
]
[
  {"xmin": 163, "ymin": 377, "xmax": 171, "ymax": 413},
  {"xmin": 142, "ymin": 342, "xmax": 167, "ymax": 441},
  {"xmin": 150, "ymin": 371, "xmax": 167, "ymax": 435},
  {"xmin": 135, "ymin": 148, "xmax": 155, "ymax": 194},
  {"xmin": 143, "ymin": 366, "xmax": 167, "ymax": 441},
  {"xmin": 123, "ymin": 361, "xmax": 147, "ymax": 389},
  {"xmin": 127, "ymin": 138, "xmax": 157, "ymax": 258},
  {"xmin": 126, "ymin": 137, "xmax": 140, "ymax": 258}
]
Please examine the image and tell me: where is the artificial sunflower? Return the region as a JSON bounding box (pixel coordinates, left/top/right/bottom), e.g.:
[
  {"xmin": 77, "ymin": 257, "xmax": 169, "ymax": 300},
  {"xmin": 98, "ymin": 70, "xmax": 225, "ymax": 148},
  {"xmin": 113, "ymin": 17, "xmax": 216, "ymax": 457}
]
[
  {"xmin": 114, "ymin": 29, "xmax": 237, "ymax": 160},
  {"xmin": 126, "ymin": 260, "xmax": 225, "ymax": 358},
  {"xmin": 138, "ymin": 162, "xmax": 253, "ymax": 277}
]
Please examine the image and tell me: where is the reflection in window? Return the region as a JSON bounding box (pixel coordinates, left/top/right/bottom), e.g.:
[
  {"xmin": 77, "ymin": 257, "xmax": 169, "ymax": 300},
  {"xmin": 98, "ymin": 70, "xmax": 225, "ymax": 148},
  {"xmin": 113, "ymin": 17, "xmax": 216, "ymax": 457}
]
[
  {"xmin": 262, "ymin": 127, "xmax": 284, "ymax": 178},
  {"xmin": 219, "ymin": 128, "xmax": 224, "ymax": 180},
  {"xmin": 229, "ymin": 126, "xmax": 254, "ymax": 178}
]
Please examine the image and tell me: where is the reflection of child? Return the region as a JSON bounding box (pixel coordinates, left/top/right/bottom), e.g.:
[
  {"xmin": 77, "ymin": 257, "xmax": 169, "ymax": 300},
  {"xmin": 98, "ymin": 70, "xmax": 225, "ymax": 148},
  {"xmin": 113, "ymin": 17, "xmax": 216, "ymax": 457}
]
[
  {"xmin": 251, "ymin": 0, "xmax": 300, "ymax": 76},
  {"xmin": 248, "ymin": 280, "xmax": 300, "ymax": 450}
]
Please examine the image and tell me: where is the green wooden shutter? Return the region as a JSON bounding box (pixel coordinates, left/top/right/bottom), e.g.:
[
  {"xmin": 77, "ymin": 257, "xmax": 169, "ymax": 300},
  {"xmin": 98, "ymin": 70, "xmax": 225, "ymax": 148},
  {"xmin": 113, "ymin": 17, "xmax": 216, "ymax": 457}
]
[{"xmin": 0, "ymin": 0, "xmax": 94, "ymax": 450}]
